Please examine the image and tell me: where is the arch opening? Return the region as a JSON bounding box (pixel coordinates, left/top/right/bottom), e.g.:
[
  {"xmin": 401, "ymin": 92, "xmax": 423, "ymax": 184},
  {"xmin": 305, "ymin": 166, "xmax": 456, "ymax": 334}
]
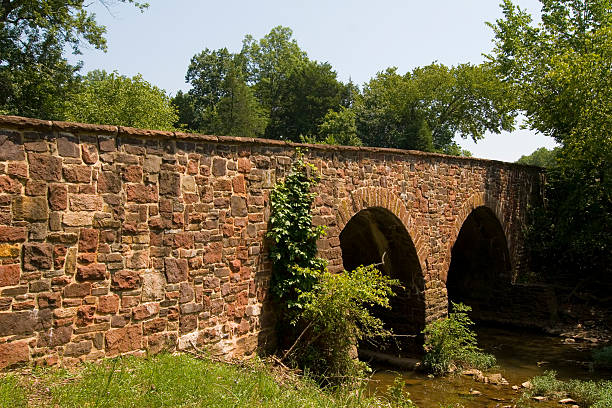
[
  {"xmin": 447, "ymin": 206, "xmax": 511, "ymax": 321},
  {"xmin": 339, "ymin": 207, "xmax": 425, "ymax": 354}
]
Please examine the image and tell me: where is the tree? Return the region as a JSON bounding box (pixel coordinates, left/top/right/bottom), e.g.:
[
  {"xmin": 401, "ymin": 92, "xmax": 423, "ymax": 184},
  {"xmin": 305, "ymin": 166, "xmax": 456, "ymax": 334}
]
[
  {"xmin": 318, "ymin": 107, "xmax": 362, "ymax": 146},
  {"xmin": 266, "ymin": 60, "xmax": 348, "ymax": 141},
  {"xmin": 241, "ymin": 26, "xmax": 308, "ymax": 114},
  {"xmin": 488, "ymin": 0, "xmax": 612, "ymax": 291},
  {"xmin": 175, "ymin": 48, "xmax": 267, "ymax": 137},
  {"xmin": 516, "ymin": 147, "xmax": 560, "ymax": 167},
  {"xmin": 354, "ymin": 64, "xmax": 515, "ymax": 154},
  {"xmin": 64, "ymin": 70, "xmax": 178, "ymax": 131},
  {"xmin": 0, "ymin": 0, "xmax": 148, "ymax": 119}
]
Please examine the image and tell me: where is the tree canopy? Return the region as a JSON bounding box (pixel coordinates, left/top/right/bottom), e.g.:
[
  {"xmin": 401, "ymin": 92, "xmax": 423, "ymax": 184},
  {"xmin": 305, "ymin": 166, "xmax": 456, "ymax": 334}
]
[
  {"xmin": 63, "ymin": 70, "xmax": 178, "ymax": 131},
  {"xmin": 0, "ymin": 0, "xmax": 148, "ymax": 118},
  {"xmin": 354, "ymin": 63, "xmax": 514, "ymax": 153},
  {"xmin": 489, "ymin": 0, "xmax": 612, "ymax": 291}
]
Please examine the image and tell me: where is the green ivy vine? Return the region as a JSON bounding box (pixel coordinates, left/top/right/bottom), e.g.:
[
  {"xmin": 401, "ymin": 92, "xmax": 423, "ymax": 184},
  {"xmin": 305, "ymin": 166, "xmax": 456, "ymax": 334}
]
[{"xmin": 267, "ymin": 150, "xmax": 327, "ymax": 309}]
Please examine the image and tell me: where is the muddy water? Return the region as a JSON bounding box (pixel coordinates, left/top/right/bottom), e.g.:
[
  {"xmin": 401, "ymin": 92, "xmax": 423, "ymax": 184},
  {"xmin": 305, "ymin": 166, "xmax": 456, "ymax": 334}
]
[{"xmin": 368, "ymin": 326, "xmax": 608, "ymax": 408}]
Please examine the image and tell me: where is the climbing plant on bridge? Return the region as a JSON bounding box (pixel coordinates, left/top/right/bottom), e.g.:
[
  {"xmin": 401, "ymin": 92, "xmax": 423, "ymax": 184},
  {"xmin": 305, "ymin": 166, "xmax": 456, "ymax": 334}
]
[{"xmin": 267, "ymin": 150, "xmax": 327, "ymax": 309}]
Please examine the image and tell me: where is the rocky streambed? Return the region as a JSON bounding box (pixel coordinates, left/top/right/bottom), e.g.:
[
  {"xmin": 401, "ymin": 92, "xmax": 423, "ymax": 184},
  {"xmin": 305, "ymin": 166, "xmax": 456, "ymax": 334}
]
[{"xmin": 367, "ymin": 325, "xmax": 610, "ymax": 408}]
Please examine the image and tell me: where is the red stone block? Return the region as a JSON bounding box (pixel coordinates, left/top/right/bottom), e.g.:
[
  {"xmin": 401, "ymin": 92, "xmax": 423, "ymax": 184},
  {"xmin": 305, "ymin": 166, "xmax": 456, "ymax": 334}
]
[
  {"xmin": 112, "ymin": 270, "xmax": 141, "ymax": 290},
  {"xmin": 78, "ymin": 228, "xmax": 99, "ymax": 253},
  {"xmin": 0, "ymin": 341, "xmax": 29, "ymax": 369},
  {"xmin": 0, "ymin": 264, "xmax": 20, "ymax": 286},
  {"xmin": 0, "ymin": 226, "xmax": 26, "ymax": 242},
  {"xmin": 98, "ymin": 294, "xmax": 119, "ymax": 314},
  {"xmin": 76, "ymin": 264, "xmax": 107, "ymax": 281},
  {"xmin": 106, "ymin": 325, "xmax": 142, "ymax": 355}
]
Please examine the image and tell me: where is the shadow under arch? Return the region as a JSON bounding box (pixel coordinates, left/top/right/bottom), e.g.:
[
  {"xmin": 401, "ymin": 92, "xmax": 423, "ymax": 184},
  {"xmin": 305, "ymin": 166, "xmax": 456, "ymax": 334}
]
[
  {"xmin": 339, "ymin": 206, "xmax": 425, "ymax": 354},
  {"xmin": 446, "ymin": 205, "xmax": 511, "ymax": 321}
]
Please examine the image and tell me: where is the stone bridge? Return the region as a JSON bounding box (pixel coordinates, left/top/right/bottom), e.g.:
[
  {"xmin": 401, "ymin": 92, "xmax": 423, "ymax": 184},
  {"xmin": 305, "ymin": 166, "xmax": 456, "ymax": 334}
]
[{"xmin": 0, "ymin": 115, "xmax": 547, "ymax": 368}]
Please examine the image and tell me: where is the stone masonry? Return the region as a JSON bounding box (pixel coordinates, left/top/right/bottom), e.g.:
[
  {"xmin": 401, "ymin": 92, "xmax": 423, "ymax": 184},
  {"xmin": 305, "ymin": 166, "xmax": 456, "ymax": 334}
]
[{"xmin": 0, "ymin": 115, "xmax": 544, "ymax": 369}]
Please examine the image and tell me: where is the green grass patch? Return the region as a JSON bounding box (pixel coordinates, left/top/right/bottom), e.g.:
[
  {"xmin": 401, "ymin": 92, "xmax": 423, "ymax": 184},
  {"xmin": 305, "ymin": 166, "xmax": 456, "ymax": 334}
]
[
  {"xmin": 2, "ymin": 353, "xmax": 402, "ymax": 407},
  {"xmin": 526, "ymin": 370, "xmax": 612, "ymax": 408},
  {"xmin": 0, "ymin": 374, "xmax": 27, "ymax": 408}
]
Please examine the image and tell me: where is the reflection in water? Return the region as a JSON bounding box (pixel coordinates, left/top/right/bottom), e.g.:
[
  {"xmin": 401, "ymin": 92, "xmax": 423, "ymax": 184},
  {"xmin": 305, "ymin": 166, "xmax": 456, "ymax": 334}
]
[{"xmin": 368, "ymin": 326, "xmax": 608, "ymax": 408}]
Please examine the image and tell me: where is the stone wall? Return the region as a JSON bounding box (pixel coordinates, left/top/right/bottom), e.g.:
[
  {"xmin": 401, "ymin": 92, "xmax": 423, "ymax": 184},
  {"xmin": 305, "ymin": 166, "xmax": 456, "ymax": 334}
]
[{"xmin": 0, "ymin": 115, "xmax": 544, "ymax": 369}]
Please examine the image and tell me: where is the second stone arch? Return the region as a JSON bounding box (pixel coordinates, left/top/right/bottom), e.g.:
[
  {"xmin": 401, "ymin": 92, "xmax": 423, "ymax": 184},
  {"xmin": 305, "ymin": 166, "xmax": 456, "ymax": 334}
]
[{"xmin": 336, "ymin": 187, "xmax": 426, "ymax": 353}]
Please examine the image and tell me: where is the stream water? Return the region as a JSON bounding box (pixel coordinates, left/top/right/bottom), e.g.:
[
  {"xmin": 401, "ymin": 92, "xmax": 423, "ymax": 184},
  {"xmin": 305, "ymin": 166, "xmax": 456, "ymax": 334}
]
[{"xmin": 367, "ymin": 325, "xmax": 609, "ymax": 407}]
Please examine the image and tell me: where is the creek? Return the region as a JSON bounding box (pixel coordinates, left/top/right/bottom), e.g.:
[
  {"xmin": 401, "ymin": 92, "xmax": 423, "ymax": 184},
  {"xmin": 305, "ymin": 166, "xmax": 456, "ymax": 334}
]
[{"xmin": 367, "ymin": 325, "xmax": 609, "ymax": 407}]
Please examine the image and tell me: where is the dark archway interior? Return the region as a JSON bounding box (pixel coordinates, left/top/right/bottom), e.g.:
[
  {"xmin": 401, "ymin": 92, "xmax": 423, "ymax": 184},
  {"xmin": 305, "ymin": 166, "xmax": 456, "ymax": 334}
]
[
  {"xmin": 339, "ymin": 207, "xmax": 424, "ymax": 353},
  {"xmin": 447, "ymin": 206, "xmax": 511, "ymax": 320}
]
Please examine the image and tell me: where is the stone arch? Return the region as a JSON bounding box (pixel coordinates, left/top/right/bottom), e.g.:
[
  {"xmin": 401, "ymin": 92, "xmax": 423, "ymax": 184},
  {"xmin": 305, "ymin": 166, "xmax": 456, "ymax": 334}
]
[
  {"xmin": 335, "ymin": 187, "xmax": 427, "ymax": 275},
  {"xmin": 444, "ymin": 193, "xmax": 513, "ymax": 320},
  {"xmin": 442, "ymin": 192, "xmax": 511, "ymax": 284},
  {"xmin": 335, "ymin": 187, "xmax": 427, "ymax": 352}
]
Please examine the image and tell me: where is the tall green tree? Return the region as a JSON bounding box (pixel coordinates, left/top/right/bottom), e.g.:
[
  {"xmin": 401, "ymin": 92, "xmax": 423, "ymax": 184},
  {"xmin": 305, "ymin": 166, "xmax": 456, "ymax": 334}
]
[
  {"xmin": 0, "ymin": 0, "xmax": 147, "ymax": 118},
  {"xmin": 175, "ymin": 48, "xmax": 267, "ymax": 137},
  {"xmin": 266, "ymin": 60, "xmax": 348, "ymax": 141},
  {"xmin": 488, "ymin": 0, "xmax": 612, "ymax": 290},
  {"xmin": 241, "ymin": 25, "xmax": 308, "ymax": 114},
  {"xmin": 64, "ymin": 70, "xmax": 178, "ymax": 130},
  {"xmin": 354, "ymin": 63, "xmax": 514, "ymax": 153}
]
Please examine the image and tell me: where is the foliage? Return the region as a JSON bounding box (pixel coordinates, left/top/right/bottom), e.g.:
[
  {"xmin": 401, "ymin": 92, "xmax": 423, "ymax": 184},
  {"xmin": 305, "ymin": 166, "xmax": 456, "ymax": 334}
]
[
  {"xmin": 354, "ymin": 63, "xmax": 515, "ymax": 154},
  {"xmin": 593, "ymin": 345, "xmax": 612, "ymax": 369},
  {"xmin": 241, "ymin": 26, "xmax": 309, "ymax": 115},
  {"xmin": 267, "ymin": 151, "xmax": 327, "ymax": 308},
  {"xmin": 266, "ymin": 60, "xmax": 348, "ymax": 141},
  {"xmin": 0, "ymin": 0, "xmax": 147, "ymax": 119},
  {"xmin": 290, "ymin": 265, "xmax": 400, "ymax": 386},
  {"xmin": 526, "ymin": 370, "xmax": 612, "ymax": 408},
  {"xmin": 422, "ymin": 302, "xmax": 496, "ymax": 375},
  {"xmin": 63, "ymin": 70, "xmax": 177, "ymax": 130},
  {"xmin": 317, "ymin": 107, "xmax": 362, "ymax": 146},
  {"xmin": 491, "ymin": 0, "xmax": 612, "ymax": 290},
  {"xmin": 174, "ymin": 48, "xmax": 268, "ymax": 137},
  {"xmin": 516, "ymin": 147, "xmax": 560, "ymax": 167},
  {"xmin": 386, "ymin": 377, "xmax": 418, "ymax": 408}
]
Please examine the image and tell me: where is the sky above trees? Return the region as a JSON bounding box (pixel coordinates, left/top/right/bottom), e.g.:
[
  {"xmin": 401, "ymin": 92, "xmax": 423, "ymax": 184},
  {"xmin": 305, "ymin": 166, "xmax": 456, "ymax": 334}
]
[{"xmin": 72, "ymin": 0, "xmax": 558, "ymax": 161}]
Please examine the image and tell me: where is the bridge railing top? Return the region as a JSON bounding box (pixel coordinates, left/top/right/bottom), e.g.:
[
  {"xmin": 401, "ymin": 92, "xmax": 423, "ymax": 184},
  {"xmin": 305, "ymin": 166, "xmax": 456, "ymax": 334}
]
[{"xmin": 0, "ymin": 115, "xmax": 543, "ymax": 171}]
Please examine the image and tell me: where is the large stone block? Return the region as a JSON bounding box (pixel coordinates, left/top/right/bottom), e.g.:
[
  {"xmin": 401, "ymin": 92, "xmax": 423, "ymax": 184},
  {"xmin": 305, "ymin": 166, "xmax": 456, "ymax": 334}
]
[
  {"xmin": 106, "ymin": 325, "xmax": 142, "ymax": 355},
  {"xmin": 0, "ymin": 264, "xmax": 20, "ymax": 287},
  {"xmin": 0, "ymin": 133, "xmax": 25, "ymax": 161},
  {"xmin": 0, "ymin": 175, "xmax": 21, "ymax": 194},
  {"xmin": 0, "ymin": 226, "xmax": 26, "ymax": 242},
  {"xmin": 0, "ymin": 341, "xmax": 29, "ymax": 369},
  {"xmin": 23, "ymin": 243, "xmax": 53, "ymax": 271},
  {"xmin": 164, "ymin": 258, "xmax": 188, "ymax": 283},
  {"xmin": 141, "ymin": 272, "xmax": 165, "ymax": 301},
  {"xmin": 48, "ymin": 184, "xmax": 68, "ymax": 211},
  {"xmin": 12, "ymin": 196, "xmax": 48, "ymax": 221},
  {"xmin": 28, "ymin": 153, "xmax": 61, "ymax": 181},
  {"xmin": 76, "ymin": 263, "xmax": 107, "ymax": 281},
  {"xmin": 112, "ymin": 270, "xmax": 141, "ymax": 290}
]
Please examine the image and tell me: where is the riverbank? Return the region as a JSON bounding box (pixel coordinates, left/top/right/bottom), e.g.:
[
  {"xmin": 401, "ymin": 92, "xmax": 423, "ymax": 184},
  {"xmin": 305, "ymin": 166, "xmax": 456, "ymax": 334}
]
[{"xmin": 0, "ymin": 352, "xmax": 401, "ymax": 408}]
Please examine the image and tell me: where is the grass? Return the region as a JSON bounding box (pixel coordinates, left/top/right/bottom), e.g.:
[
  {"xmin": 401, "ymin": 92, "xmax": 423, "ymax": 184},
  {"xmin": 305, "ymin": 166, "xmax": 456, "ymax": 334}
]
[
  {"xmin": 0, "ymin": 353, "xmax": 404, "ymax": 408},
  {"xmin": 525, "ymin": 370, "xmax": 612, "ymax": 408},
  {"xmin": 0, "ymin": 373, "xmax": 26, "ymax": 408}
]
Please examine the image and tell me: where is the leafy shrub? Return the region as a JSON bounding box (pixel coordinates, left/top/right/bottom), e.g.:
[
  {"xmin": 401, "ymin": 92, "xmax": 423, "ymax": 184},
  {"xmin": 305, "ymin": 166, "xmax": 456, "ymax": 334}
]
[
  {"xmin": 267, "ymin": 150, "xmax": 327, "ymax": 310},
  {"xmin": 421, "ymin": 302, "xmax": 496, "ymax": 375},
  {"xmin": 593, "ymin": 345, "xmax": 612, "ymax": 369},
  {"xmin": 288, "ymin": 265, "xmax": 400, "ymax": 386},
  {"xmin": 386, "ymin": 377, "xmax": 417, "ymax": 408}
]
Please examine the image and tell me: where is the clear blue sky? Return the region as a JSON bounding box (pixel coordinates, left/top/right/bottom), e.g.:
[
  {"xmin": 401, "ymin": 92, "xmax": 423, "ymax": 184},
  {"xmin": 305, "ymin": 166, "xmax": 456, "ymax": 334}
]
[{"xmin": 71, "ymin": 0, "xmax": 558, "ymax": 162}]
